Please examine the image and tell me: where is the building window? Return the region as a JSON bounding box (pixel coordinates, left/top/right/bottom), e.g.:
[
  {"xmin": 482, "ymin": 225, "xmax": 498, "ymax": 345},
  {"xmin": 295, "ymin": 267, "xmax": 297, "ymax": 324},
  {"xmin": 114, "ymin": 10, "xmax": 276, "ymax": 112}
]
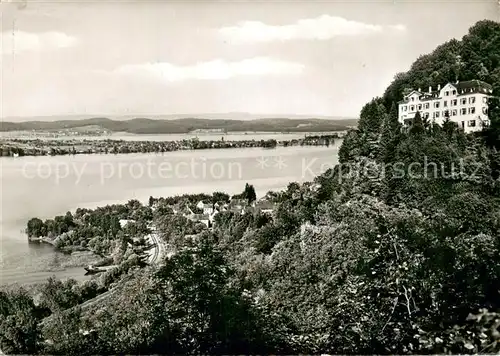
[
  {"xmin": 483, "ymin": 97, "xmax": 488, "ymax": 104},
  {"xmin": 451, "ymin": 99, "xmax": 457, "ymax": 106},
  {"xmin": 443, "ymin": 100, "xmax": 448, "ymax": 107},
  {"xmin": 483, "ymin": 107, "xmax": 488, "ymax": 114},
  {"xmin": 468, "ymin": 120, "xmax": 476, "ymax": 127},
  {"xmin": 469, "ymin": 107, "xmax": 476, "ymax": 114},
  {"xmin": 410, "ymin": 105, "xmax": 415, "ymax": 111},
  {"xmin": 461, "ymin": 98, "xmax": 467, "ymax": 105},
  {"xmin": 411, "ymin": 97, "xmax": 415, "ymax": 101},
  {"xmin": 469, "ymin": 97, "xmax": 476, "ymax": 104},
  {"xmin": 423, "ymin": 112, "xmax": 430, "ymax": 119},
  {"xmin": 461, "ymin": 108, "xmax": 467, "ymax": 115},
  {"xmin": 452, "ymin": 90, "xmax": 457, "ymax": 95},
  {"xmin": 418, "ymin": 104, "xmax": 422, "ymax": 110},
  {"xmin": 435, "ymin": 112, "xmax": 440, "ymax": 118},
  {"xmin": 451, "ymin": 109, "xmax": 457, "ymax": 116},
  {"xmin": 434, "ymin": 102, "xmax": 440, "ymax": 108},
  {"xmin": 424, "ymin": 103, "xmax": 430, "ymax": 109}
]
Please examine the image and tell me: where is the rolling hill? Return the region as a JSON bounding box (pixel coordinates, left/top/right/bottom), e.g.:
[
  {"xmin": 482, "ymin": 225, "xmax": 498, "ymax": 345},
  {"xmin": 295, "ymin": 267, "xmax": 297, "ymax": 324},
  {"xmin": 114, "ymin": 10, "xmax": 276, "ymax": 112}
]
[{"xmin": 0, "ymin": 117, "xmax": 358, "ymax": 134}]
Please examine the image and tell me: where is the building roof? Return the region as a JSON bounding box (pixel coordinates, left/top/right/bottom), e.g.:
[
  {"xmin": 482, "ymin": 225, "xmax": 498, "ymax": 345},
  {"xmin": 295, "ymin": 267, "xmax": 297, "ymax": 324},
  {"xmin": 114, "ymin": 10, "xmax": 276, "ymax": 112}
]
[
  {"xmin": 229, "ymin": 199, "xmax": 248, "ymax": 207},
  {"xmin": 418, "ymin": 92, "xmax": 440, "ymax": 101},
  {"xmin": 229, "ymin": 206, "xmax": 244, "ymax": 213},
  {"xmin": 399, "ymin": 80, "xmax": 493, "ymax": 104},
  {"xmin": 191, "ymin": 214, "xmax": 210, "ymax": 221},
  {"xmin": 256, "ymin": 201, "xmax": 275, "ymax": 210},
  {"xmin": 455, "ymin": 79, "xmax": 492, "ymax": 91},
  {"xmin": 455, "ymin": 80, "xmax": 493, "ymax": 95}
]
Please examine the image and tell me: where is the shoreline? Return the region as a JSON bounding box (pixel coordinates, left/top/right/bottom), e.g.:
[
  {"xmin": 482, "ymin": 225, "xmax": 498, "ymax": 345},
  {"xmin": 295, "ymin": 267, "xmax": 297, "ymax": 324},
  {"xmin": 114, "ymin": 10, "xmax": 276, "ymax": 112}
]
[
  {"xmin": 0, "ymin": 134, "xmax": 340, "ymax": 157},
  {"xmin": 1, "ymin": 144, "xmax": 340, "ymax": 287}
]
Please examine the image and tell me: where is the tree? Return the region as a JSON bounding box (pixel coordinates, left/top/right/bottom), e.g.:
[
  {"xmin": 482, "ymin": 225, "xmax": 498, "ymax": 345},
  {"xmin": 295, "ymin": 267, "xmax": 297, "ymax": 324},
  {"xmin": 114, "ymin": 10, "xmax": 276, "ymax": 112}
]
[
  {"xmin": 155, "ymin": 237, "xmax": 273, "ymax": 354},
  {"xmin": 410, "ymin": 111, "xmax": 424, "ymax": 135},
  {"xmin": 242, "ymin": 183, "xmax": 257, "ymax": 204},
  {"xmin": 212, "ymin": 191, "xmax": 230, "ymax": 203},
  {"xmin": 0, "ymin": 289, "xmax": 43, "ymax": 354},
  {"xmin": 41, "ymin": 308, "xmax": 93, "ymax": 356},
  {"xmin": 358, "ymin": 98, "xmax": 387, "ymax": 134},
  {"xmin": 338, "ymin": 130, "xmax": 361, "ymax": 163},
  {"xmin": 442, "ymin": 110, "xmax": 458, "ymax": 138},
  {"xmin": 38, "ymin": 277, "xmax": 81, "ymax": 313},
  {"xmin": 26, "ymin": 217, "xmax": 46, "ymax": 237}
]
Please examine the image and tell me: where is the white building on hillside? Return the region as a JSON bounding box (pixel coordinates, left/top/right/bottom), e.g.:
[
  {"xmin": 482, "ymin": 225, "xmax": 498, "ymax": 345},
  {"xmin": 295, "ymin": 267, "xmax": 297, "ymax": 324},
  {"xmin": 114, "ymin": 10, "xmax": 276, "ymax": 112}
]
[{"xmin": 398, "ymin": 80, "xmax": 493, "ymax": 133}]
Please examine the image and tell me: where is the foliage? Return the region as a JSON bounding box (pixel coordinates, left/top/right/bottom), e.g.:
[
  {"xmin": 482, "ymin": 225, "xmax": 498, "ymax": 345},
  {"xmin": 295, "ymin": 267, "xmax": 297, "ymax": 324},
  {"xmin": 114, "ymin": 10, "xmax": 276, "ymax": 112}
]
[
  {"xmin": 6, "ymin": 19, "xmax": 500, "ymax": 356},
  {"xmin": 0, "ymin": 288, "xmax": 43, "ymax": 354},
  {"xmin": 232, "ymin": 183, "xmax": 257, "ymax": 203}
]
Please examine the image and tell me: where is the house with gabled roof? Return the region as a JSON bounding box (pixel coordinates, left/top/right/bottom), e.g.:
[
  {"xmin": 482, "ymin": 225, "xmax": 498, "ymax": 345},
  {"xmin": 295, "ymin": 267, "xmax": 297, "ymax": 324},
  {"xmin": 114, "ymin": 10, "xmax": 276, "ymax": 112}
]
[
  {"xmin": 172, "ymin": 204, "xmax": 194, "ymax": 218},
  {"xmin": 196, "ymin": 200, "xmax": 215, "ymax": 215}
]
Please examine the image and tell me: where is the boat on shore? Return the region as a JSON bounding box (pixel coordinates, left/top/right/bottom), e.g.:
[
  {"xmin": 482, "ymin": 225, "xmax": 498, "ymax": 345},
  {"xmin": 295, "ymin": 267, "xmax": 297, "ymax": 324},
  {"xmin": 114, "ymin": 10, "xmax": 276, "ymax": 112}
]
[{"xmin": 84, "ymin": 265, "xmax": 105, "ymax": 274}]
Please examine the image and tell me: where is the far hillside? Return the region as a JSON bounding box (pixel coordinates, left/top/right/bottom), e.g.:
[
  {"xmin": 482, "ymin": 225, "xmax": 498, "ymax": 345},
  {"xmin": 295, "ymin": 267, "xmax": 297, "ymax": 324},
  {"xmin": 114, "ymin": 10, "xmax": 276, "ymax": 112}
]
[{"xmin": 0, "ymin": 117, "xmax": 358, "ymax": 134}]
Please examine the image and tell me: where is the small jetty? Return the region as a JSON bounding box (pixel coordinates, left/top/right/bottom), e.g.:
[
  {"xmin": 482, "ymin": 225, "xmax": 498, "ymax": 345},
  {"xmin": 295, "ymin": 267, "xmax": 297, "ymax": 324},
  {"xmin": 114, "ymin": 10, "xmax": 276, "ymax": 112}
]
[{"xmin": 27, "ymin": 236, "xmax": 55, "ymax": 246}]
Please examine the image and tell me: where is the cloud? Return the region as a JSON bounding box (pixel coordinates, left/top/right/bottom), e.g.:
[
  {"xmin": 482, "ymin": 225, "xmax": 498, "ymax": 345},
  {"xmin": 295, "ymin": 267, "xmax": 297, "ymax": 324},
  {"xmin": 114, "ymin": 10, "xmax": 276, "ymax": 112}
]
[
  {"xmin": 113, "ymin": 57, "xmax": 305, "ymax": 81},
  {"xmin": 219, "ymin": 15, "xmax": 406, "ymax": 43},
  {"xmin": 1, "ymin": 31, "xmax": 77, "ymax": 54}
]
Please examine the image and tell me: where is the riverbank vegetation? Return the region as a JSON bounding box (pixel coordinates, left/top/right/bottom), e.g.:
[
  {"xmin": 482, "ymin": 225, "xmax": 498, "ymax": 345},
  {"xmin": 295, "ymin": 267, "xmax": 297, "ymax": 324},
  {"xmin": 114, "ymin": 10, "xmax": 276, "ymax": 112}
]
[
  {"xmin": 0, "ymin": 134, "xmax": 336, "ymax": 157},
  {"xmin": 1, "ymin": 20, "xmax": 500, "ymax": 355}
]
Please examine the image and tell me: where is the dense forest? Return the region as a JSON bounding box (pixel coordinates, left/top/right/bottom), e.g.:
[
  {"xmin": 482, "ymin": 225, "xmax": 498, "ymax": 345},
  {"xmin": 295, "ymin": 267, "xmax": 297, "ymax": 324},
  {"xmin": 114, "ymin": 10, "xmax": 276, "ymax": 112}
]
[{"xmin": 1, "ymin": 20, "xmax": 500, "ymax": 355}]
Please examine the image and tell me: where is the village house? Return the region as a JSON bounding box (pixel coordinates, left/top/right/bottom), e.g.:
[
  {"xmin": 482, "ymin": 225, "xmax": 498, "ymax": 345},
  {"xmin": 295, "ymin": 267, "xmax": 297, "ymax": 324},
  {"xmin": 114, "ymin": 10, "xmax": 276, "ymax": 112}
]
[
  {"xmin": 398, "ymin": 80, "xmax": 492, "ymax": 133},
  {"xmin": 209, "ymin": 209, "xmax": 220, "ymax": 224},
  {"xmin": 229, "ymin": 198, "xmax": 248, "ymax": 209},
  {"xmin": 196, "ymin": 200, "xmax": 215, "ymax": 215},
  {"xmin": 254, "ymin": 200, "xmax": 276, "ymax": 214},
  {"xmin": 202, "ymin": 203, "xmax": 214, "ymax": 215},
  {"xmin": 188, "ymin": 214, "xmax": 210, "ymax": 227},
  {"xmin": 213, "ymin": 201, "xmax": 228, "ymax": 211},
  {"xmin": 119, "ymin": 219, "xmax": 135, "ymax": 229},
  {"xmin": 172, "ymin": 204, "xmax": 194, "ymax": 218}
]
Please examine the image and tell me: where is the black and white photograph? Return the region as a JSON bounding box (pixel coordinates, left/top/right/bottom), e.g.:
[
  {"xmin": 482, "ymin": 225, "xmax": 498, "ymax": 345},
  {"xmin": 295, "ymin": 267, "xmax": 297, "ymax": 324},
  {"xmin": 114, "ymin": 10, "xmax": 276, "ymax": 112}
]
[{"xmin": 1, "ymin": 0, "xmax": 499, "ymax": 354}]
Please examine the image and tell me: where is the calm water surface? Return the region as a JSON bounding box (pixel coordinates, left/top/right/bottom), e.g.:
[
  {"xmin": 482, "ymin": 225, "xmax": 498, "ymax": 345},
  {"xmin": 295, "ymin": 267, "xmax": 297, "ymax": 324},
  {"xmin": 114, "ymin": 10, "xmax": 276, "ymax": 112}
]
[{"xmin": 0, "ymin": 143, "xmax": 340, "ymax": 285}]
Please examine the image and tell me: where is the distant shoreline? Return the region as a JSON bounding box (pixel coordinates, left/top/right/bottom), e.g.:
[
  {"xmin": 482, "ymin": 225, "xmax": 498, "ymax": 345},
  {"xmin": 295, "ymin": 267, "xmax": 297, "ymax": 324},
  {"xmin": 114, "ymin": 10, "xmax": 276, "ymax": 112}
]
[
  {"xmin": 0, "ymin": 117, "xmax": 357, "ymax": 135},
  {"xmin": 0, "ymin": 134, "xmax": 340, "ymax": 157}
]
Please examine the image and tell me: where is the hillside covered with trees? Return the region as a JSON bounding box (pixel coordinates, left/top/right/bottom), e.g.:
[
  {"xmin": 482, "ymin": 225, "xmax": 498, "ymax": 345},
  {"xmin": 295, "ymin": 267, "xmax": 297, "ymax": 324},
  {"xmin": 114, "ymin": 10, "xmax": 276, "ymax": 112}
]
[{"xmin": 1, "ymin": 20, "xmax": 500, "ymax": 355}]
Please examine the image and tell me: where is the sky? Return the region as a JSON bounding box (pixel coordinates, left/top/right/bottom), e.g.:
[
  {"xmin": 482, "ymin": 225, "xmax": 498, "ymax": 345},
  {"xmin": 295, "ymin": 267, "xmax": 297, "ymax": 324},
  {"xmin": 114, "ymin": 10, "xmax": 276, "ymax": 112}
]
[{"xmin": 1, "ymin": 0, "xmax": 498, "ymax": 120}]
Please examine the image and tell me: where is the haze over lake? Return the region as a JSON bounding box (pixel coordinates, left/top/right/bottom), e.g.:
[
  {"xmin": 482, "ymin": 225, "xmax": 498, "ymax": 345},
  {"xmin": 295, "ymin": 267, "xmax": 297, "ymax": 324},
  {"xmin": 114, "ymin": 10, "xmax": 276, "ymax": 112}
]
[{"xmin": 0, "ymin": 142, "xmax": 340, "ymax": 285}]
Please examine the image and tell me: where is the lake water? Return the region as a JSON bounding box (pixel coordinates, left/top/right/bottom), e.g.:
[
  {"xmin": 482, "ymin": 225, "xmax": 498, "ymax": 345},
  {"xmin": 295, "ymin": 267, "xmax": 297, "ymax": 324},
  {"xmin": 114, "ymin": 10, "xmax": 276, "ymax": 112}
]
[{"xmin": 0, "ymin": 143, "xmax": 340, "ymax": 286}]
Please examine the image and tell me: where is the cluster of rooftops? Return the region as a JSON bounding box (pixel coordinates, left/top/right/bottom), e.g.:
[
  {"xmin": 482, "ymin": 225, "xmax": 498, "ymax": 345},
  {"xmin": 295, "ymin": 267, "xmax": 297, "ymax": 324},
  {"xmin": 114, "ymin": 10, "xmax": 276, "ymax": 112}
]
[
  {"xmin": 119, "ymin": 198, "xmax": 276, "ymax": 229},
  {"xmin": 171, "ymin": 198, "xmax": 276, "ymax": 227}
]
